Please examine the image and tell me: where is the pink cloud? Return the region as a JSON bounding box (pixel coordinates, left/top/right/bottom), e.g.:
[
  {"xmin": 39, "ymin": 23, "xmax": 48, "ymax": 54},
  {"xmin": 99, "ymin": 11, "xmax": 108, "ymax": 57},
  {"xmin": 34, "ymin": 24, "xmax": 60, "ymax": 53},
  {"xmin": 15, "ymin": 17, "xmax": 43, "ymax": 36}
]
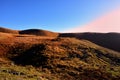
[{"xmin": 65, "ymin": 8, "xmax": 120, "ymax": 33}]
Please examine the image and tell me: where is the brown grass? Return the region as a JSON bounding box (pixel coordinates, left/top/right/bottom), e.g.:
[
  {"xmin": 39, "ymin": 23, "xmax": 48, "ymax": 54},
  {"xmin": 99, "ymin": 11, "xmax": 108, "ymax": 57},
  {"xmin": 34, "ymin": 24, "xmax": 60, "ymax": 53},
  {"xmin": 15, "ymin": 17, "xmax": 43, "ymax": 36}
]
[
  {"xmin": 0, "ymin": 28, "xmax": 120, "ymax": 79},
  {"xmin": 59, "ymin": 32, "xmax": 120, "ymax": 52},
  {"xmin": 19, "ymin": 29, "xmax": 59, "ymax": 37},
  {"xmin": 0, "ymin": 34, "xmax": 120, "ymax": 79},
  {"xmin": 0, "ymin": 27, "xmax": 18, "ymax": 34}
]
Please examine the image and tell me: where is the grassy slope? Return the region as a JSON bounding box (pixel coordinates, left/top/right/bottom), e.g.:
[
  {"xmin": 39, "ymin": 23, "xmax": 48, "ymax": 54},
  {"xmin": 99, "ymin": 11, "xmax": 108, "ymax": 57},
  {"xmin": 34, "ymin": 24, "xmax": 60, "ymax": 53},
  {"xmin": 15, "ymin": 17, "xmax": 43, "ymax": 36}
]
[
  {"xmin": 19, "ymin": 29, "xmax": 59, "ymax": 37},
  {"xmin": 59, "ymin": 33, "xmax": 120, "ymax": 52},
  {"xmin": 0, "ymin": 33, "xmax": 120, "ymax": 80},
  {"xmin": 0, "ymin": 27, "xmax": 18, "ymax": 34}
]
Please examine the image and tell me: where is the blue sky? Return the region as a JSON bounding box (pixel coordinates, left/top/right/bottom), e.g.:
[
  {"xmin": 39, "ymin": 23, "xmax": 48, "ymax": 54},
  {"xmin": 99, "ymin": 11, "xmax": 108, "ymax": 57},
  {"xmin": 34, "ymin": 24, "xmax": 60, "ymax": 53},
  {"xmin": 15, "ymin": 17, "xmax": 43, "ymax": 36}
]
[{"xmin": 0, "ymin": 0, "xmax": 120, "ymax": 32}]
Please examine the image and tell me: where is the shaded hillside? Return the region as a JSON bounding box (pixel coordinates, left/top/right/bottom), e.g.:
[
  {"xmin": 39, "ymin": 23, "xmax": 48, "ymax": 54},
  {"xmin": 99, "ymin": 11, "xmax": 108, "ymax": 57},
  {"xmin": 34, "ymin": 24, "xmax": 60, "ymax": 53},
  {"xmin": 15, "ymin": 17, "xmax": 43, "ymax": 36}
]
[
  {"xmin": 0, "ymin": 27, "xmax": 18, "ymax": 34},
  {"xmin": 0, "ymin": 27, "xmax": 58, "ymax": 37},
  {"xmin": 59, "ymin": 33, "xmax": 120, "ymax": 52},
  {"xmin": 0, "ymin": 34, "xmax": 120, "ymax": 80},
  {"xmin": 19, "ymin": 29, "xmax": 59, "ymax": 37}
]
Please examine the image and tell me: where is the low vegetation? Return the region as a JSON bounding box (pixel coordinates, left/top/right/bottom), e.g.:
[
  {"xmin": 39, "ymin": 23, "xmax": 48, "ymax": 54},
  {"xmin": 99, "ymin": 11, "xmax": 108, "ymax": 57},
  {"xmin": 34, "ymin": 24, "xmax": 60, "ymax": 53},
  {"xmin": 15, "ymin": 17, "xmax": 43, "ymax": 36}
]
[
  {"xmin": 0, "ymin": 28, "xmax": 120, "ymax": 80},
  {"xmin": 59, "ymin": 32, "xmax": 120, "ymax": 52}
]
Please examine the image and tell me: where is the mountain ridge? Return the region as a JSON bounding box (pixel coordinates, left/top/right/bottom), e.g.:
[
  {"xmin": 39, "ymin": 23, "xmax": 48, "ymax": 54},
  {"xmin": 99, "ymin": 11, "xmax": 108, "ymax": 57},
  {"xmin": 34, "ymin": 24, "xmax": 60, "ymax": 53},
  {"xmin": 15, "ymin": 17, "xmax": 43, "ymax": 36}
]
[
  {"xmin": 0, "ymin": 27, "xmax": 119, "ymax": 52},
  {"xmin": 59, "ymin": 32, "xmax": 120, "ymax": 52}
]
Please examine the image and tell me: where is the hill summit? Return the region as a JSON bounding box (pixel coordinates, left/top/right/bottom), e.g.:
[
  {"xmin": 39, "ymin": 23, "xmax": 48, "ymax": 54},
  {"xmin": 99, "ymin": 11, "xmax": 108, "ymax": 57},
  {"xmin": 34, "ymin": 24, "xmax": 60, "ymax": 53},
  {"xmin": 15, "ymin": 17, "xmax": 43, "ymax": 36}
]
[
  {"xmin": 0, "ymin": 27, "xmax": 18, "ymax": 34},
  {"xmin": 19, "ymin": 29, "xmax": 59, "ymax": 37}
]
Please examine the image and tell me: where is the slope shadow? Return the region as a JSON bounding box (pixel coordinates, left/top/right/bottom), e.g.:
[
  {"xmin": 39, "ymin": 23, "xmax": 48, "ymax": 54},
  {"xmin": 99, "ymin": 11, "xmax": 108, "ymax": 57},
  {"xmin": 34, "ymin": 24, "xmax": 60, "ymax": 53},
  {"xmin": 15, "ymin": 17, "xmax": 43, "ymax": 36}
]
[
  {"xmin": 59, "ymin": 33, "xmax": 120, "ymax": 52},
  {"xmin": 9, "ymin": 44, "xmax": 48, "ymax": 67}
]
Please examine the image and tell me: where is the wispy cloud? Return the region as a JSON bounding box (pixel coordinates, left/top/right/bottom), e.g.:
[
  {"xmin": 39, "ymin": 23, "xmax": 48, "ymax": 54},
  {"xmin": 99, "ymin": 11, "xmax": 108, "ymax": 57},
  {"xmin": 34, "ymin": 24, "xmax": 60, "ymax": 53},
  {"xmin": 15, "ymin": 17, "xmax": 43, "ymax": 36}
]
[{"xmin": 65, "ymin": 8, "xmax": 120, "ymax": 33}]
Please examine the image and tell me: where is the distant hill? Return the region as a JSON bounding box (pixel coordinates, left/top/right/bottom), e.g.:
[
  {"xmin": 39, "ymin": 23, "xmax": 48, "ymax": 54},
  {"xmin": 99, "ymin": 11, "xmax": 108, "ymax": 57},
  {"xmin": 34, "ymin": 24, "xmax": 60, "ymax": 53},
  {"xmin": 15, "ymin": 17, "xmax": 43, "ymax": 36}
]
[
  {"xmin": 19, "ymin": 29, "xmax": 59, "ymax": 37},
  {"xmin": 0, "ymin": 27, "xmax": 58, "ymax": 37},
  {"xmin": 59, "ymin": 33, "xmax": 120, "ymax": 52},
  {"xmin": 0, "ymin": 27, "xmax": 18, "ymax": 34}
]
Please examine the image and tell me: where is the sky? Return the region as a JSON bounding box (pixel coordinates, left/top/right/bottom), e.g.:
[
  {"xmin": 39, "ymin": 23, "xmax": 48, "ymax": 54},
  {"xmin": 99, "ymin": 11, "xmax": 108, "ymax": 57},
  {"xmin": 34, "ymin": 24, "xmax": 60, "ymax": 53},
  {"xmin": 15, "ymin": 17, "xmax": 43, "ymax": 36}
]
[
  {"xmin": 66, "ymin": 8, "xmax": 120, "ymax": 33},
  {"xmin": 0, "ymin": 0, "xmax": 120, "ymax": 32}
]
